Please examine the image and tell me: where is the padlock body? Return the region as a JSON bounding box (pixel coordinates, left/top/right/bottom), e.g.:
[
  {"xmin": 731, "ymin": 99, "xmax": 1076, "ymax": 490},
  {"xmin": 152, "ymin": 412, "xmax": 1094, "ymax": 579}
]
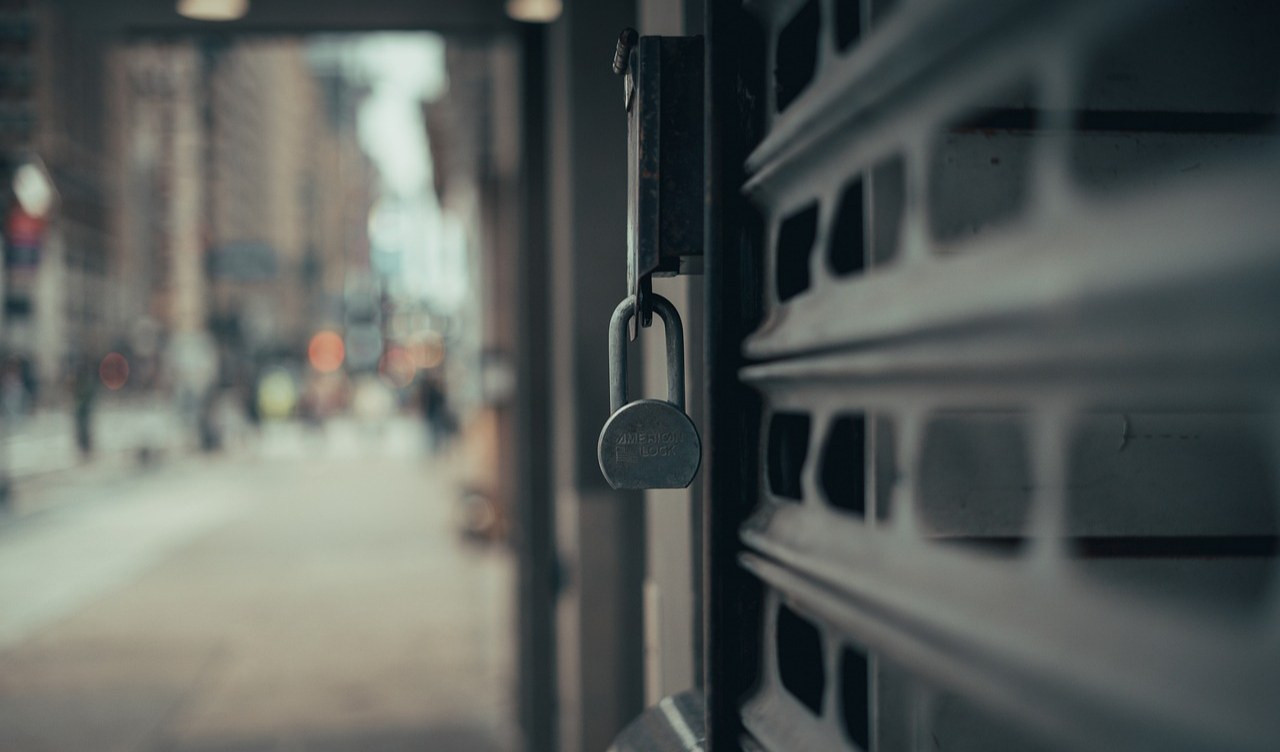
[{"xmin": 598, "ymin": 399, "xmax": 701, "ymax": 490}]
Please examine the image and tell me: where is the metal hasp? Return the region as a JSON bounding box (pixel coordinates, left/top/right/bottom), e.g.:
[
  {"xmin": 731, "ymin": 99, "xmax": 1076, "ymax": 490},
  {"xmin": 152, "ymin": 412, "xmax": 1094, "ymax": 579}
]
[
  {"xmin": 598, "ymin": 294, "xmax": 701, "ymax": 490},
  {"xmin": 617, "ymin": 29, "xmax": 704, "ymax": 334}
]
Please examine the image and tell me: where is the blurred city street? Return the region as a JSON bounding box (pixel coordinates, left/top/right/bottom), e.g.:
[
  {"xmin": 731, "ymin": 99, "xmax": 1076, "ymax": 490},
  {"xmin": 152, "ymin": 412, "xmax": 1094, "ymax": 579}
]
[
  {"xmin": 0, "ymin": 20, "xmax": 524, "ymax": 750},
  {"xmin": 0, "ymin": 418, "xmax": 514, "ymax": 752}
]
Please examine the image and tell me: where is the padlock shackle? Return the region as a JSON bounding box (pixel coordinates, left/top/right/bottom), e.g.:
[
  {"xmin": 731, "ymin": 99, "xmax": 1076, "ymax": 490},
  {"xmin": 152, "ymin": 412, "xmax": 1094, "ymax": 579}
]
[{"xmin": 608, "ymin": 293, "xmax": 685, "ymax": 413}]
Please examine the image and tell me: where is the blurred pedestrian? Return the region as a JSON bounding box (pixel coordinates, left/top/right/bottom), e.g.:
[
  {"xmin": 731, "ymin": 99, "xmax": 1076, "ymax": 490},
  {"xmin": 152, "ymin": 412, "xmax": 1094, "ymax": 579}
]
[
  {"xmin": 71, "ymin": 359, "xmax": 96, "ymax": 457},
  {"xmin": 417, "ymin": 372, "xmax": 451, "ymax": 453},
  {"xmin": 1, "ymin": 358, "xmax": 27, "ymax": 419}
]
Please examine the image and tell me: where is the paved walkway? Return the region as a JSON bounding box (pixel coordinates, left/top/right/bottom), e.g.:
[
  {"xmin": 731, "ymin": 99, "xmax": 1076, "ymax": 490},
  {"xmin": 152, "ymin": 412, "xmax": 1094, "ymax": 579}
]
[
  {"xmin": 0, "ymin": 433, "xmax": 514, "ymax": 752},
  {"xmin": 1, "ymin": 401, "xmax": 189, "ymax": 483}
]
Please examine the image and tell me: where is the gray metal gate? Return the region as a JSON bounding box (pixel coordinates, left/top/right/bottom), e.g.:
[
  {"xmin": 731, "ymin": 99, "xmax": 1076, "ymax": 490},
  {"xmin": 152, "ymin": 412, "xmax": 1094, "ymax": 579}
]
[{"xmin": 705, "ymin": 0, "xmax": 1280, "ymax": 749}]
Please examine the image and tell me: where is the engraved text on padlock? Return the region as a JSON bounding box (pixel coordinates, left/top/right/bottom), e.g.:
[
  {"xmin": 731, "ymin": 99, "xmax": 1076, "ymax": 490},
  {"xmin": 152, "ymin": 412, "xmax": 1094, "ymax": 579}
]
[{"xmin": 598, "ymin": 295, "xmax": 701, "ymax": 489}]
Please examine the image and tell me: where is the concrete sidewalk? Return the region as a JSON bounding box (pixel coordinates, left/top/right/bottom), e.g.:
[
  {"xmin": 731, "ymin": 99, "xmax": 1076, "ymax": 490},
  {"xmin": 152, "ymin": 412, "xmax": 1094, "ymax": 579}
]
[
  {"xmin": 2, "ymin": 399, "xmax": 190, "ymax": 475},
  {"xmin": 1, "ymin": 400, "xmax": 196, "ymax": 520},
  {"xmin": 0, "ymin": 450, "xmax": 514, "ymax": 752}
]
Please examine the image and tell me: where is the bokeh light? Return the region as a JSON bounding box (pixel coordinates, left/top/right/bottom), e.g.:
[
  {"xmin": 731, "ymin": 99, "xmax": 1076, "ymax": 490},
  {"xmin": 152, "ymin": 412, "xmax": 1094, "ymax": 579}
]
[
  {"xmin": 257, "ymin": 369, "xmax": 297, "ymax": 420},
  {"xmin": 308, "ymin": 330, "xmax": 345, "ymax": 373},
  {"xmin": 379, "ymin": 346, "xmax": 417, "ymax": 389},
  {"xmin": 99, "ymin": 352, "xmax": 130, "ymax": 390},
  {"xmin": 351, "ymin": 375, "xmax": 395, "ymax": 420},
  {"xmin": 411, "ymin": 333, "xmax": 445, "ymax": 370}
]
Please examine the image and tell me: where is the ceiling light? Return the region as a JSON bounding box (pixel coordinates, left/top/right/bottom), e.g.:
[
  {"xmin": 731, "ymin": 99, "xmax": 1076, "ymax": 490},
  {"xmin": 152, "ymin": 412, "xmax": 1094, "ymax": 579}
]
[
  {"xmin": 176, "ymin": 0, "xmax": 249, "ymax": 22},
  {"xmin": 505, "ymin": 0, "xmax": 562, "ymax": 23}
]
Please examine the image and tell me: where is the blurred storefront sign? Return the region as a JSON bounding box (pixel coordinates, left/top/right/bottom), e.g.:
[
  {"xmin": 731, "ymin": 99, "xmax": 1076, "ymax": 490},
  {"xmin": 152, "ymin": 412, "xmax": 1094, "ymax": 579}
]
[
  {"xmin": 206, "ymin": 241, "xmax": 278, "ymax": 281},
  {"xmin": 4, "ymin": 206, "xmax": 44, "ymax": 270},
  {"xmin": 344, "ymin": 324, "xmax": 382, "ymax": 371},
  {"xmin": 3, "ymin": 207, "xmax": 43, "ymax": 320},
  {"xmin": 3, "ymin": 155, "xmax": 56, "ymax": 321}
]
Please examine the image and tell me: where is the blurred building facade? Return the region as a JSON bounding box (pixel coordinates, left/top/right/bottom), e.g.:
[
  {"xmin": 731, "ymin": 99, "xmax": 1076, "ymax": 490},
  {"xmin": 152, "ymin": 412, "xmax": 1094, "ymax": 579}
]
[
  {"xmin": 0, "ymin": 1, "xmax": 115, "ymax": 403},
  {"xmin": 424, "ymin": 39, "xmax": 520, "ymax": 425},
  {"xmin": 1, "ymin": 5, "xmax": 375, "ymax": 409},
  {"xmin": 108, "ymin": 39, "xmax": 205, "ymax": 391},
  {"xmin": 204, "ymin": 37, "xmax": 374, "ymax": 376}
]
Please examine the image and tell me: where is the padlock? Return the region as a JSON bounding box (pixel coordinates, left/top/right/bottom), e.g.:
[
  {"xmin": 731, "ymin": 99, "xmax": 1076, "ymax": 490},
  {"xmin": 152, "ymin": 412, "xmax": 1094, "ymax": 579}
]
[{"xmin": 597, "ymin": 294, "xmax": 701, "ymax": 490}]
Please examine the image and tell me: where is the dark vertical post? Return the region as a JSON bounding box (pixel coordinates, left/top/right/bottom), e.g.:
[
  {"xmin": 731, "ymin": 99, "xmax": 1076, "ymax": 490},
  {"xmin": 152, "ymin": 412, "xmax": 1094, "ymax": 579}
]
[
  {"xmin": 544, "ymin": 0, "xmax": 645, "ymax": 748},
  {"xmin": 703, "ymin": 0, "xmax": 766, "ymax": 747},
  {"xmin": 515, "ymin": 22, "xmax": 558, "ymax": 752}
]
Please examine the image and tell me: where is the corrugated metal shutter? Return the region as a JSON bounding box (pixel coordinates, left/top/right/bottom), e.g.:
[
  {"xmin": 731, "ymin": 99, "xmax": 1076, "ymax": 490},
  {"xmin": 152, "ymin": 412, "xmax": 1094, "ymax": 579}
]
[{"xmin": 714, "ymin": 0, "xmax": 1280, "ymax": 749}]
